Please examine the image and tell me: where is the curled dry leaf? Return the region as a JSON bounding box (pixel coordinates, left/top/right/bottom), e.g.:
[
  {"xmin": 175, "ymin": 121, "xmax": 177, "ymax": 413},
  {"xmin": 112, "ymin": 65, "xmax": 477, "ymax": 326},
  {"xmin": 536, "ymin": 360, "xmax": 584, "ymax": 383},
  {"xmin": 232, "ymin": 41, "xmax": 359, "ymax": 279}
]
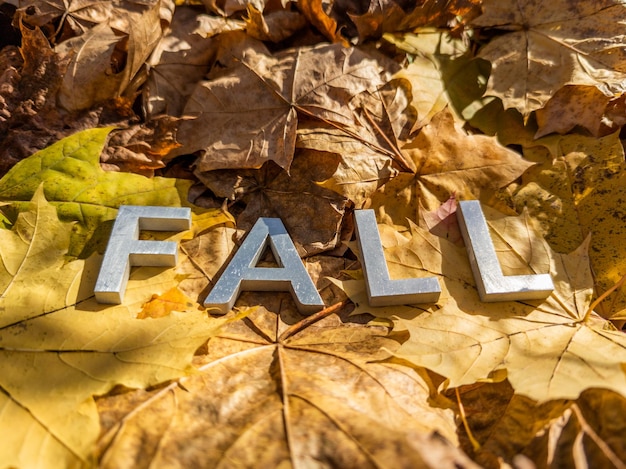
[
  {"xmin": 101, "ymin": 116, "xmax": 185, "ymax": 174},
  {"xmin": 456, "ymin": 382, "xmax": 626, "ymax": 468},
  {"xmin": 346, "ymin": 0, "xmax": 413, "ymax": 42},
  {"xmin": 297, "ymin": 121, "xmax": 401, "ymax": 207},
  {"xmin": 304, "ymin": 0, "xmax": 481, "ymax": 43},
  {"xmin": 244, "ymin": 4, "xmax": 307, "ymax": 43},
  {"xmin": 142, "ymin": 6, "xmax": 219, "ymax": 119},
  {"xmin": 171, "ymin": 43, "xmax": 385, "ymax": 172},
  {"xmin": 474, "ymin": 0, "xmax": 626, "ymax": 115},
  {"xmin": 0, "ymin": 18, "xmax": 70, "ymax": 173},
  {"xmin": 296, "ymin": 79, "xmax": 416, "ymax": 206},
  {"xmin": 296, "ymin": 0, "xmax": 348, "ymax": 45},
  {"xmin": 53, "ymin": 0, "xmax": 164, "ymax": 111},
  {"xmin": 96, "ymin": 304, "xmax": 459, "ymax": 468}
]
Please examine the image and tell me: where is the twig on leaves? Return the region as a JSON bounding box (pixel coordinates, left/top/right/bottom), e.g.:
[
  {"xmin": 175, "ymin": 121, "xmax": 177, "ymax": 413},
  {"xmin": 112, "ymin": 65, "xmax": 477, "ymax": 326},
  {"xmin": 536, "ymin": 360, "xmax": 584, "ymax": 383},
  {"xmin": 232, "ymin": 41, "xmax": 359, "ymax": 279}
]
[{"xmin": 278, "ymin": 299, "xmax": 350, "ymax": 342}]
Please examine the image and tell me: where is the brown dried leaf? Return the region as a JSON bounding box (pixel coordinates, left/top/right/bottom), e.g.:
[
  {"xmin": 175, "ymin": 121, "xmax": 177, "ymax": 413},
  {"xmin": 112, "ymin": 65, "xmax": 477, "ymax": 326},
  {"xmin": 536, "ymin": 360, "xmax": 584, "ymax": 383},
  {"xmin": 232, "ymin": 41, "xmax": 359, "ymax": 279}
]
[
  {"xmin": 456, "ymin": 383, "xmax": 626, "ymax": 469},
  {"xmin": 54, "ymin": 0, "xmax": 163, "ymax": 111},
  {"xmin": 347, "ymin": 0, "xmax": 482, "ymax": 42},
  {"xmin": 297, "ymin": 0, "xmax": 349, "ymax": 45},
  {"xmin": 453, "ymin": 381, "xmax": 571, "ymax": 468},
  {"xmin": 244, "ymin": 4, "xmax": 307, "ymax": 43},
  {"xmin": 100, "ymin": 117, "xmax": 184, "ymax": 175},
  {"xmin": 96, "ymin": 305, "xmax": 459, "ymax": 468},
  {"xmin": 368, "ymin": 109, "xmax": 533, "ymax": 227},
  {"xmin": 18, "ymin": 0, "xmax": 118, "ymax": 40},
  {"xmin": 296, "ymin": 81, "xmax": 416, "ymax": 206},
  {"xmin": 0, "ymin": 19, "xmax": 71, "ymax": 174},
  {"xmin": 347, "ymin": 0, "xmax": 410, "ymax": 42},
  {"xmin": 55, "ymin": 23, "xmax": 126, "ymax": 111},
  {"xmin": 142, "ymin": 6, "xmax": 219, "ymax": 119},
  {"xmin": 172, "ymin": 43, "xmax": 385, "ymax": 172},
  {"xmin": 296, "ymin": 121, "xmax": 401, "ymax": 207},
  {"xmin": 196, "ymin": 151, "xmax": 348, "ymax": 256},
  {"xmin": 535, "ymin": 85, "xmax": 610, "ymax": 138}
]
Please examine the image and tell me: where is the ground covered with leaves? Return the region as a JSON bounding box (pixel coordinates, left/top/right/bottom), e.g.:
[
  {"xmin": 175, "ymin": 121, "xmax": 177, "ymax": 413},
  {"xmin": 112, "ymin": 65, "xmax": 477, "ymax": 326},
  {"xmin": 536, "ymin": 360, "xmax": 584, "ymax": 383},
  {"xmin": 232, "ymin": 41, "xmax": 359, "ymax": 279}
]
[{"xmin": 1, "ymin": 0, "xmax": 626, "ymax": 467}]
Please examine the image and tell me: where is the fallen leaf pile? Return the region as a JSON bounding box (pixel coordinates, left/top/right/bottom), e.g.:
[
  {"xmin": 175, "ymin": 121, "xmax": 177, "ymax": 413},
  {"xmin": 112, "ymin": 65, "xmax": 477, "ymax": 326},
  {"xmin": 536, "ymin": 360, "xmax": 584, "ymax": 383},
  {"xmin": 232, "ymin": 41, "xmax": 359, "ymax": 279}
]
[{"xmin": 1, "ymin": 0, "xmax": 626, "ymax": 467}]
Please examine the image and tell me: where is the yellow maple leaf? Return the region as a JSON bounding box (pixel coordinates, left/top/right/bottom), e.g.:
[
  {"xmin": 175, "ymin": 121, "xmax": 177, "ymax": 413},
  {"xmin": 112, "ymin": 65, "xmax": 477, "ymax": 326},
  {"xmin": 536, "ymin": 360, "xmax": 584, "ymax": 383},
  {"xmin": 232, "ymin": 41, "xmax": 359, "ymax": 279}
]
[
  {"xmin": 335, "ymin": 208, "xmax": 626, "ymax": 403},
  {"xmin": 510, "ymin": 132, "xmax": 626, "ymax": 319},
  {"xmin": 0, "ymin": 189, "xmax": 226, "ymax": 469}
]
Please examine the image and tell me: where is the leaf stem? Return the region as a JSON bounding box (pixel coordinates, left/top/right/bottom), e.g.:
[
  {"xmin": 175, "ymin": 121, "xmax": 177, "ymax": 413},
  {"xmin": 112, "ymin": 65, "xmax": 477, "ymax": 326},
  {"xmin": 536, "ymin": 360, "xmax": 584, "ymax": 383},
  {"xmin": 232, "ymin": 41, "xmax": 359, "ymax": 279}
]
[
  {"xmin": 584, "ymin": 272, "xmax": 626, "ymax": 322},
  {"xmin": 571, "ymin": 404, "xmax": 626, "ymax": 469},
  {"xmin": 455, "ymin": 388, "xmax": 481, "ymax": 452},
  {"xmin": 361, "ymin": 106, "xmax": 415, "ymax": 173}
]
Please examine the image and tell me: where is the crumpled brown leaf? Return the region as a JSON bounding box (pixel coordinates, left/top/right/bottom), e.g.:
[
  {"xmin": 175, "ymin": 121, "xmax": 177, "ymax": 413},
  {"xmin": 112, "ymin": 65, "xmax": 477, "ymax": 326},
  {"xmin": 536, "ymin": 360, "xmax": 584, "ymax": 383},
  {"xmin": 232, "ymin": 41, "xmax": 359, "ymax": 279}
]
[
  {"xmin": 455, "ymin": 382, "xmax": 626, "ymax": 469},
  {"xmin": 297, "ymin": 0, "xmax": 348, "ymax": 45},
  {"xmin": 295, "ymin": 80, "xmax": 416, "ymax": 206},
  {"xmin": 0, "ymin": 18, "xmax": 71, "ymax": 174},
  {"xmin": 245, "ymin": 4, "xmax": 307, "ymax": 43},
  {"xmin": 170, "ymin": 43, "xmax": 386, "ymax": 172},
  {"xmin": 347, "ymin": 0, "xmax": 482, "ymax": 42},
  {"xmin": 100, "ymin": 116, "xmax": 184, "ymax": 174},
  {"xmin": 142, "ymin": 6, "xmax": 219, "ymax": 119},
  {"xmin": 55, "ymin": 0, "xmax": 164, "ymax": 111},
  {"xmin": 196, "ymin": 150, "xmax": 348, "ymax": 256}
]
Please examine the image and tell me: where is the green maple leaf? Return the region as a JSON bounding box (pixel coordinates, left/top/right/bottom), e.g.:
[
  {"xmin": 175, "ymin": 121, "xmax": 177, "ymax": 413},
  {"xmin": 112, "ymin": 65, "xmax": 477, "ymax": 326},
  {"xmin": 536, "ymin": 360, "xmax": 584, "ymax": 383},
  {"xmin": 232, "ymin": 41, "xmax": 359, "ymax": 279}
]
[{"xmin": 0, "ymin": 127, "xmax": 194, "ymax": 257}]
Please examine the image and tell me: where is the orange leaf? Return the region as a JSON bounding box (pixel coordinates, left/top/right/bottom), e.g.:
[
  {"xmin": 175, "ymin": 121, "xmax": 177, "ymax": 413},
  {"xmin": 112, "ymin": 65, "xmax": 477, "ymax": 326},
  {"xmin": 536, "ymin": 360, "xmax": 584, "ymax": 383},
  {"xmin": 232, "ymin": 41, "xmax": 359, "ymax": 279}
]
[{"xmin": 138, "ymin": 287, "xmax": 200, "ymax": 319}]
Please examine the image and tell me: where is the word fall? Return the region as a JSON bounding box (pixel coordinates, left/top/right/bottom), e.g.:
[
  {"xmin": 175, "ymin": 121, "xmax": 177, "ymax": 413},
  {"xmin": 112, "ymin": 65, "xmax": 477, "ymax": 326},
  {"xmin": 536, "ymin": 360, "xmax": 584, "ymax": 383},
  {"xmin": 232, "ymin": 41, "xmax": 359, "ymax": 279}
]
[{"xmin": 94, "ymin": 201, "xmax": 554, "ymax": 314}]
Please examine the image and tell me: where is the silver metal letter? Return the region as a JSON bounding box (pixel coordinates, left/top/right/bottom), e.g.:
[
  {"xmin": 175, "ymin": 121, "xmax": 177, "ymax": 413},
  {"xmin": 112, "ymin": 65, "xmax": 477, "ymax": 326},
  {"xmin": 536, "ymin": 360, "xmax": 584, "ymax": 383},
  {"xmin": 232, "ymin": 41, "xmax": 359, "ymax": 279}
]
[
  {"xmin": 95, "ymin": 206, "xmax": 192, "ymax": 304},
  {"xmin": 204, "ymin": 218, "xmax": 324, "ymax": 315},
  {"xmin": 457, "ymin": 200, "xmax": 554, "ymax": 301},
  {"xmin": 354, "ymin": 210, "xmax": 441, "ymax": 306}
]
